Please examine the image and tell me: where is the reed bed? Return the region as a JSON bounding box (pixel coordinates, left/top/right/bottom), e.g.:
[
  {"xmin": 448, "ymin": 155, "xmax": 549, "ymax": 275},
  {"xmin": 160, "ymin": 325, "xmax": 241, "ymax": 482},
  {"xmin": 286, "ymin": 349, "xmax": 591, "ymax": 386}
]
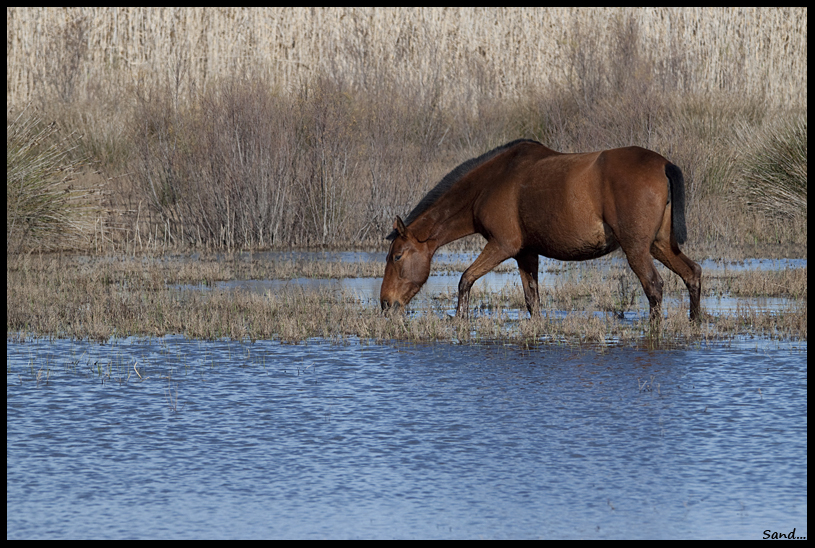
[
  {"xmin": 7, "ymin": 254, "xmax": 806, "ymax": 345},
  {"xmin": 7, "ymin": 8, "xmax": 807, "ymax": 107}
]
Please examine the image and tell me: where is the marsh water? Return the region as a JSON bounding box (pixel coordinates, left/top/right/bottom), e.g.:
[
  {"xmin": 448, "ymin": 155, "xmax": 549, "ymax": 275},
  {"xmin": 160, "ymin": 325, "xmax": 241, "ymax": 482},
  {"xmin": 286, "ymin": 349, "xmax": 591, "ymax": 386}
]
[
  {"xmin": 176, "ymin": 254, "xmax": 807, "ymax": 318},
  {"xmin": 7, "ymin": 335, "xmax": 807, "ymax": 539}
]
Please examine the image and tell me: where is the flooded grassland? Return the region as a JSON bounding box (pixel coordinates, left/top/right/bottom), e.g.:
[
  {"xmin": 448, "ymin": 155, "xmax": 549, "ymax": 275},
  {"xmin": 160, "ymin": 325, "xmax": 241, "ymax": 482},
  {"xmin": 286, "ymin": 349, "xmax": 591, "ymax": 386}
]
[{"xmin": 6, "ymin": 251, "xmax": 807, "ymax": 344}]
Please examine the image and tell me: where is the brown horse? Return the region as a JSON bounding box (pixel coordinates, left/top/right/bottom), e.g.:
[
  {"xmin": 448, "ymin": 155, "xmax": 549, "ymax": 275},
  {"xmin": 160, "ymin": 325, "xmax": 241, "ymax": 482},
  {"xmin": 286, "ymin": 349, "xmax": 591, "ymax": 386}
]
[{"xmin": 380, "ymin": 139, "xmax": 701, "ymax": 322}]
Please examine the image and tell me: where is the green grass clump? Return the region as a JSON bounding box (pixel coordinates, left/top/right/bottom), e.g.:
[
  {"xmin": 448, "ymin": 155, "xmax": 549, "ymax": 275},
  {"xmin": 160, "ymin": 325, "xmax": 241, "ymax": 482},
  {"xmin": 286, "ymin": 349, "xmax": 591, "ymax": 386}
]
[
  {"xmin": 6, "ymin": 108, "xmax": 95, "ymax": 253},
  {"xmin": 739, "ymin": 115, "xmax": 807, "ymax": 220}
]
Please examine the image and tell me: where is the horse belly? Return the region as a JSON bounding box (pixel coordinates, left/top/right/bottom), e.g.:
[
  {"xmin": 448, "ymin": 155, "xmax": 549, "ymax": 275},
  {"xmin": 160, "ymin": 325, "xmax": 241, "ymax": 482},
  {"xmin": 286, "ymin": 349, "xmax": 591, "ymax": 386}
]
[{"xmin": 526, "ymin": 219, "xmax": 618, "ymax": 261}]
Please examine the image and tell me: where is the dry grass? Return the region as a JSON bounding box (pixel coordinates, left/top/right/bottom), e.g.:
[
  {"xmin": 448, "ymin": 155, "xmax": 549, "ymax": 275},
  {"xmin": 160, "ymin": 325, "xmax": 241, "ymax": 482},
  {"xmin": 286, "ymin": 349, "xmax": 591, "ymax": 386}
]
[
  {"xmin": 706, "ymin": 266, "xmax": 807, "ymax": 299},
  {"xmin": 6, "ymin": 9, "xmax": 806, "ymax": 352},
  {"xmin": 7, "ymin": 253, "xmax": 806, "ymax": 344}
]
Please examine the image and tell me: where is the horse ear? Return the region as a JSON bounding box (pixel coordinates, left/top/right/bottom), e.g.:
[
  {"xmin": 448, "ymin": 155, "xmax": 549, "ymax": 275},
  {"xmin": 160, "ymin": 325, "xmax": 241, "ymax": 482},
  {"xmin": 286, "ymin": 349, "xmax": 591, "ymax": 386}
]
[{"xmin": 394, "ymin": 216, "xmax": 407, "ymax": 237}]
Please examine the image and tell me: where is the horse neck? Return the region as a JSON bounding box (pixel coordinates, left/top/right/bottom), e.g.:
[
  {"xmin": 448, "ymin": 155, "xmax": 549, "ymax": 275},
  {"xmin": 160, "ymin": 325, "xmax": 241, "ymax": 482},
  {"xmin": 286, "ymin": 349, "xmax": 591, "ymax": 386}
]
[{"xmin": 409, "ymin": 189, "xmax": 479, "ymax": 250}]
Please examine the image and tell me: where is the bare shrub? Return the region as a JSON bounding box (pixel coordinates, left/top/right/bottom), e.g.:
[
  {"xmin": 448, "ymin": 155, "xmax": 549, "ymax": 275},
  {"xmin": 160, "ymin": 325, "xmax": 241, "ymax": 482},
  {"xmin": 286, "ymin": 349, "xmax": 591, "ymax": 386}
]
[
  {"xmin": 34, "ymin": 14, "xmax": 90, "ymax": 103},
  {"xmin": 127, "ymin": 73, "xmax": 460, "ymax": 249}
]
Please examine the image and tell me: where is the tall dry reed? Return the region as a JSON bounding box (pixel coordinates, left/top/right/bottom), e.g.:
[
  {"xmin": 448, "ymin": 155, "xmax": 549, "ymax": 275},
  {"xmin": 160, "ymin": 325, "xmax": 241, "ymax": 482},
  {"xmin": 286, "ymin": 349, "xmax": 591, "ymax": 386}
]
[{"xmin": 8, "ymin": 7, "xmax": 807, "ymax": 109}]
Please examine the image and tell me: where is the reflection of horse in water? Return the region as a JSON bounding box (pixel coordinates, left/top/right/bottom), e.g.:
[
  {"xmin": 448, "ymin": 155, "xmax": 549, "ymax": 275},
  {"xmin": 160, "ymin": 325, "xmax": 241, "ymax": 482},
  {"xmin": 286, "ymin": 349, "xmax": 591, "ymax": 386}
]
[{"xmin": 380, "ymin": 139, "xmax": 701, "ymax": 322}]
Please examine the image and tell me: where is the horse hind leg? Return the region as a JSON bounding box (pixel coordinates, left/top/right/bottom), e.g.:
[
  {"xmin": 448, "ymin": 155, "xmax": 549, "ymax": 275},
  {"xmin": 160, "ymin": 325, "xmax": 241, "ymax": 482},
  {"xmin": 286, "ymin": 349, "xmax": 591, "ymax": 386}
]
[
  {"xmin": 651, "ymin": 239, "xmax": 702, "ymax": 322},
  {"xmin": 622, "ymin": 247, "xmax": 665, "ymax": 323}
]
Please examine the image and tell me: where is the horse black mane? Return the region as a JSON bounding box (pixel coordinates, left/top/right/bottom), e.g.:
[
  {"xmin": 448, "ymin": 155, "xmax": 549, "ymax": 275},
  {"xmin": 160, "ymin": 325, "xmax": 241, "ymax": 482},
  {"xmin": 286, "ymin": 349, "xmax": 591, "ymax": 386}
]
[{"xmin": 386, "ymin": 139, "xmax": 541, "ymax": 240}]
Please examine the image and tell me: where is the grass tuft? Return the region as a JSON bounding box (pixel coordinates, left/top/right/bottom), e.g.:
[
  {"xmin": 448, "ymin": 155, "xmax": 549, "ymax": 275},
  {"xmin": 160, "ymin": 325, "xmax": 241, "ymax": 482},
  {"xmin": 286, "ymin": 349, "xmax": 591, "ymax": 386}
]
[
  {"xmin": 737, "ymin": 115, "xmax": 807, "ymax": 220},
  {"xmin": 6, "ymin": 107, "xmax": 101, "ymax": 253}
]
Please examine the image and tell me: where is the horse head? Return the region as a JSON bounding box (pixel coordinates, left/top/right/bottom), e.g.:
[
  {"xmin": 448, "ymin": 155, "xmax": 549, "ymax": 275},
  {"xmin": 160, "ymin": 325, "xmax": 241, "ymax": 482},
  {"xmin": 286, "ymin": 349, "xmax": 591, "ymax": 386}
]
[{"xmin": 380, "ymin": 216, "xmax": 433, "ymax": 312}]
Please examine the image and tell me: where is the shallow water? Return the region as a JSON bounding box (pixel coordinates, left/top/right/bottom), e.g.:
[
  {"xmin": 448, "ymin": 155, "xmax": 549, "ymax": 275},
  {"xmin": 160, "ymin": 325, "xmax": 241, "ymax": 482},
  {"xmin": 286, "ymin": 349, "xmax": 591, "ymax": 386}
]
[
  {"xmin": 7, "ymin": 336, "xmax": 807, "ymax": 539},
  {"xmin": 233, "ymin": 250, "xmax": 806, "ymax": 272},
  {"xmin": 170, "ymin": 253, "xmax": 806, "ymax": 318},
  {"xmin": 181, "ymin": 271, "xmax": 803, "ymax": 319}
]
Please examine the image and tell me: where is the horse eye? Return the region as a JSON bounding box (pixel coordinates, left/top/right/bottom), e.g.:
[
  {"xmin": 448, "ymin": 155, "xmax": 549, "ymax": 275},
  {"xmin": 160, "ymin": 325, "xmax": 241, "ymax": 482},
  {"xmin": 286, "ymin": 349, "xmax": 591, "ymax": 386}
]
[{"xmin": 394, "ymin": 252, "xmax": 403, "ymax": 262}]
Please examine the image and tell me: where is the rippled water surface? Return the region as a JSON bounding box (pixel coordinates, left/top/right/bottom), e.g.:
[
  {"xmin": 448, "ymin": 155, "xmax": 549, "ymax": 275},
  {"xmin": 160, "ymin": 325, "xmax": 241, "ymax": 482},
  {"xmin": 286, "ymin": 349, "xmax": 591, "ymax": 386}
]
[{"xmin": 7, "ymin": 337, "xmax": 807, "ymax": 539}]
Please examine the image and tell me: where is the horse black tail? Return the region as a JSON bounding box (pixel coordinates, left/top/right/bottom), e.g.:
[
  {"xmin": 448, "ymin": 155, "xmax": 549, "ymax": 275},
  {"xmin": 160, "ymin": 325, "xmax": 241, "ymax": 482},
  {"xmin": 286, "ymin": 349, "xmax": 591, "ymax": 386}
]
[{"xmin": 665, "ymin": 163, "xmax": 688, "ymax": 244}]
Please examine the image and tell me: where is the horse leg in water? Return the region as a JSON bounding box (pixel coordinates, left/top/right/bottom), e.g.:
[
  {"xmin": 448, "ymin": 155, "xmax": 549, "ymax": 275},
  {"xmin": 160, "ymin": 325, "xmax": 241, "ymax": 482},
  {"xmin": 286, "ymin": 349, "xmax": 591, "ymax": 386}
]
[
  {"xmin": 623, "ymin": 246, "xmax": 665, "ymax": 322},
  {"xmin": 515, "ymin": 250, "xmax": 540, "ymax": 316},
  {"xmin": 456, "ymin": 241, "xmax": 514, "ymax": 318},
  {"xmin": 621, "ymin": 239, "xmax": 702, "ymax": 323},
  {"xmin": 650, "ymin": 238, "xmax": 702, "ymax": 322}
]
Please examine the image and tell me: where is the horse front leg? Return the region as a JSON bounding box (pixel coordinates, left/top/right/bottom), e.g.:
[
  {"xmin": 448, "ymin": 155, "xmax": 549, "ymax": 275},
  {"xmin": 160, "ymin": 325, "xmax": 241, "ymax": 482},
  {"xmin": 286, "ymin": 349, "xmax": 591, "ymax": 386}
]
[
  {"xmin": 515, "ymin": 250, "xmax": 540, "ymax": 317},
  {"xmin": 456, "ymin": 278, "xmax": 471, "ymax": 319},
  {"xmin": 456, "ymin": 241, "xmax": 514, "ymax": 319}
]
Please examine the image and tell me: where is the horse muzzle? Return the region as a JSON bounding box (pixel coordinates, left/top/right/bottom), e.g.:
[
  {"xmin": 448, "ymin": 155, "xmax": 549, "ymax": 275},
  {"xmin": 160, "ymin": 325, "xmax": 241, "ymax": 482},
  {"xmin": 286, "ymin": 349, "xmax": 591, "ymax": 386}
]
[{"xmin": 380, "ymin": 298, "xmax": 402, "ymax": 312}]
